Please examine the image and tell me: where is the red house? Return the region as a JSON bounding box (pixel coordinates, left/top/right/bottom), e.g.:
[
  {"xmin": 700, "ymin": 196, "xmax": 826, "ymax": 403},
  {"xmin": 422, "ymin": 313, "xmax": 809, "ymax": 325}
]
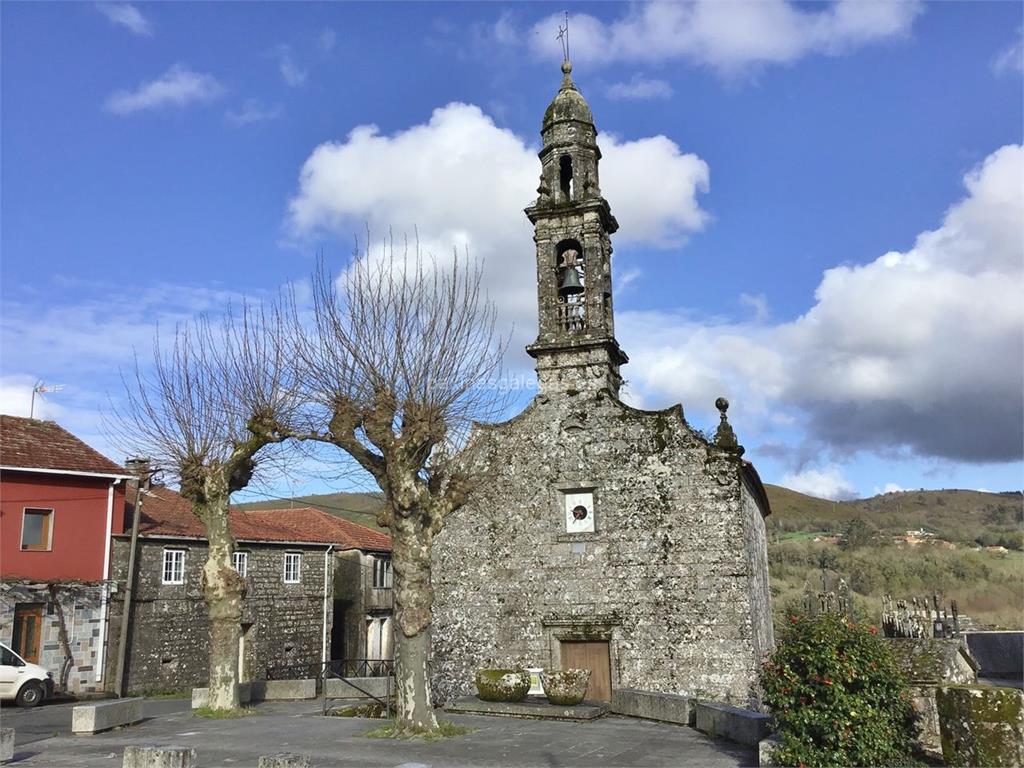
[{"xmin": 0, "ymin": 415, "xmax": 130, "ymax": 693}]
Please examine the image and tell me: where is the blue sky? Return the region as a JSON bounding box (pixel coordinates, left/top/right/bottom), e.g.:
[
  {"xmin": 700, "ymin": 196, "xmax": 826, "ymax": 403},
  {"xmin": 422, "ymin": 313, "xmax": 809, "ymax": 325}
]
[{"xmin": 2, "ymin": 1, "xmax": 1022, "ymax": 501}]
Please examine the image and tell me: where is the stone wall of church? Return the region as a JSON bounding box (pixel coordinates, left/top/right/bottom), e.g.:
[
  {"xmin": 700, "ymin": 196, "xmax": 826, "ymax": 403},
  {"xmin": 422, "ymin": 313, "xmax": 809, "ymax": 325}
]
[{"xmin": 431, "ymin": 388, "xmax": 774, "ymax": 708}]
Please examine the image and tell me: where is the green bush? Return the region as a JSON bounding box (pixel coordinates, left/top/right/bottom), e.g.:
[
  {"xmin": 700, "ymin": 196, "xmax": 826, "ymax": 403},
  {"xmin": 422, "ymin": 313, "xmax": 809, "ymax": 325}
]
[{"xmin": 761, "ymin": 613, "xmax": 917, "ymax": 767}]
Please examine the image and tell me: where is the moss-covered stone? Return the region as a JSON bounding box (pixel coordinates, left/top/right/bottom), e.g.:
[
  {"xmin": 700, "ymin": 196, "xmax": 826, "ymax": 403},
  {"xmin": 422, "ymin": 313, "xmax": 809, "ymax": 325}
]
[
  {"xmin": 474, "ymin": 669, "xmax": 530, "ymax": 703},
  {"xmin": 937, "ymin": 684, "xmax": 1024, "ymax": 767},
  {"xmin": 541, "ymin": 669, "xmax": 591, "ymax": 706}
]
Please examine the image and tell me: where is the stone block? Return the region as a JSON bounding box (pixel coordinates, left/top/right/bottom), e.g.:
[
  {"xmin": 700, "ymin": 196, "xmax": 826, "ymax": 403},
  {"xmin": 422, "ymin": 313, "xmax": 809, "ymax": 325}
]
[
  {"xmin": 72, "ymin": 697, "xmax": 144, "ymax": 735},
  {"xmin": 758, "ymin": 733, "xmax": 781, "ymax": 767},
  {"xmin": 695, "ymin": 701, "xmax": 771, "ymax": 746},
  {"xmin": 446, "ymin": 694, "xmax": 607, "ymax": 721},
  {"xmin": 250, "ymin": 679, "xmax": 317, "ymax": 701},
  {"xmin": 937, "ymin": 684, "xmax": 1024, "ymax": 767},
  {"xmin": 964, "ymin": 632, "xmax": 1024, "ymax": 683},
  {"xmin": 611, "ymin": 688, "xmax": 694, "ymax": 726},
  {"xmin": 191, "ymin": 683, "xmax": 251, "ymax": 709},
  {"xmin": 1, "ymin": 728, "xmax": 13, "ymax": 764},
  {"xmin": 324, "ymin": 676, "xmax": 391, "ymax": 699},
  {"xmin": 258, "ymin": 754, "xmax": 311, "ymax": 768},
  {"xmin": 122, "ymin": 746, "xmax": 196, "ymax": 768}
]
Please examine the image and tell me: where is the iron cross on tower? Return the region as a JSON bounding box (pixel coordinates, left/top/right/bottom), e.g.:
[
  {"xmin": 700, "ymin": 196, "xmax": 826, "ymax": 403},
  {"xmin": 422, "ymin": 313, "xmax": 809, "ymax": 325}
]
[{"xmin": 557, "ymin": 11, "xmax": 569, "ymax": 62}]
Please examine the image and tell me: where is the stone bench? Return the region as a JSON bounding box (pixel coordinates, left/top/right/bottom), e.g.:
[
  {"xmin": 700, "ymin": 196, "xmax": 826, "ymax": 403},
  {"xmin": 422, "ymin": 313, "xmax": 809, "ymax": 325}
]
[
  {"xmin": 250, "ymin": 679, "xmax": 317, "ymax": 701},
  {"xmin": 191, "ymin": 683, "xmax": 252, "ymax": 709},
  {"xmin": 611, "ymin": 689, "xmax": 695, "ymax": 726},
  {"xmin": 695, "ymin": 700, "xmax": 771, "ymax": 746},
  {"xmin": 72, "ymin": 697, "xmax": 144, "ymax": 735},
  {"xmin": 122, "ymin": 746, "xmax": 196, "ymax": 768},
  {"xmin": 1, "ymin": 728, "xmax": 13, "ymax": 764}
]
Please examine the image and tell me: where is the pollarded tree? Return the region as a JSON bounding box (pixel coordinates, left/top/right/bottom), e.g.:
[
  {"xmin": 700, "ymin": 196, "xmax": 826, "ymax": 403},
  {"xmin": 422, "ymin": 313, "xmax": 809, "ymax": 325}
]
[
  {"xmin": 294, "ymin": 241, "xmax": 507, "ymax": 733},
  {"xmin": 114, "ymin": 304, "xmax": 301, "ymax": 710}
]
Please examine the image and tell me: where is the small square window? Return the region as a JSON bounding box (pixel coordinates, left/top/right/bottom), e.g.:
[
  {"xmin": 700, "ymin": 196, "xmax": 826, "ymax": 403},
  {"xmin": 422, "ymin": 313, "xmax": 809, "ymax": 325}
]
[
  {"xmin": 232, "ymin": 551, "xmax": 248, "ymax": 578},
  {"xmin": 283, "ymin": 552, "xmax": 301, "ymax": 583},
  {"xmin": 21, "ymin": 509, "xmax": 53, "ymax": 550},
  {"xmin": 162, "ymin": 549, "xmax": 185, "ymax": 585}
]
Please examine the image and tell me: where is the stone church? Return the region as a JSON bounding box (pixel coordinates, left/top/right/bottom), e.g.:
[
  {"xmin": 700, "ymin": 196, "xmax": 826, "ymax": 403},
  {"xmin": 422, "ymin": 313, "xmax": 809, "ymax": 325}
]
[{"xmin": 432, "ymin": 61, "xmax": 774, "ymax": 707}]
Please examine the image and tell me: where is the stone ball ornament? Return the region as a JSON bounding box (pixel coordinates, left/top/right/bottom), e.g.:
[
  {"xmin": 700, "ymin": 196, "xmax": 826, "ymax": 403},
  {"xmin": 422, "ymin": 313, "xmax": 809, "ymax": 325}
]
[{"xmin": 715, "ymin": 397, "xmax": 729, "ymax": 413}]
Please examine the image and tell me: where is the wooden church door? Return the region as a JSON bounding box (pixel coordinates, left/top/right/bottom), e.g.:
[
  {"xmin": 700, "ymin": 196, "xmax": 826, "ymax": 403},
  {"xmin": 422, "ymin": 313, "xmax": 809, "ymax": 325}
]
[{"xmin": 561, "ymin": 641, "xmax": 612, "ymax": 701}]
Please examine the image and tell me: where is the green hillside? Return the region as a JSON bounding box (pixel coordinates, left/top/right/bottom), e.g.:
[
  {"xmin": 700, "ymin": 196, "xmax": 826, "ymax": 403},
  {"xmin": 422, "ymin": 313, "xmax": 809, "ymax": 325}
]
[
  {"xmin": 764, "ymin": 485, "xmax": 1023, "ymax": 630},
  {"xmin": 236, "ymin": 491, "xmax": 386, "ymax": 529}
]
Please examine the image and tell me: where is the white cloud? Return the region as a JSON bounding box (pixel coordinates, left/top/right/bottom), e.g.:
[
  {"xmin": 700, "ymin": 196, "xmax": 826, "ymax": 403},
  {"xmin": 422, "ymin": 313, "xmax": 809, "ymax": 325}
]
[
  {"xmin": 96, "ymin": 2, "xmax": 152, "ymax": 37},
  {"xmin": 993, "ymin": 28, "xmax": 1024, "ymax": 75},
  {"xmin": 226, "ymin": 99, "xmax": 284, "ymax": 126},
  {"xmin": 319, "ymin": 29, "xmax": 337, "ymax": 53},
  {"xmin": 782, "ymin": 465, "xmax": 857, "ymax": 500},
  {"xmin": 105, "ymin": 64, "xmax": 224, "ymax": 115},
  {"xmin": 607, "ymin": 75, "xmax": 673, "ymax": 100},
  {"xmin": 520, "ymin": 1, "xmax": 922, "ymax": 73},
  {"xmin": 287, "ymin": 102, "xmax": 710, "ymax": 357},
  {"xmin": 621, "ymin": 145, "xmax": 1024, "ymax": 463},
  {"xmin": 276, "ymin": 45, "xmax": 308, "ymax": 87}
]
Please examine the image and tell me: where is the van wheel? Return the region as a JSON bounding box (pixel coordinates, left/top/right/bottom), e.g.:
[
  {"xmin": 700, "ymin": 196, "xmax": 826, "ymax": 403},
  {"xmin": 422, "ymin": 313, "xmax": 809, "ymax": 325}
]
[{"xmin": 16, "ymin": 682, "xmax": 43, "ymax": 708}]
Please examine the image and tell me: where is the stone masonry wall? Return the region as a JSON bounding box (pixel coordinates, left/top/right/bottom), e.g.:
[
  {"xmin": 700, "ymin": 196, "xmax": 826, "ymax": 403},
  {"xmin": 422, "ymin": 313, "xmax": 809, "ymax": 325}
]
[
  {"xmin": 107, "ymin": 538, "xmax": 330, "ymax": 694},
  {"xmin": 432, "ymin": 389, "xmax": 773, "ymax": 707},
  {"xmin": 1, "ymin": 581, "xmax": 107, "ymax": 694}
]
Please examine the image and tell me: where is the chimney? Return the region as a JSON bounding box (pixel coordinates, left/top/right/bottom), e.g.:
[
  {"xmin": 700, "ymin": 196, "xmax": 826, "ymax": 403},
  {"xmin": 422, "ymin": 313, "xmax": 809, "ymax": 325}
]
[{"xmin": 125, "ymin": 457, "xmax": 153, "ymax": 490}]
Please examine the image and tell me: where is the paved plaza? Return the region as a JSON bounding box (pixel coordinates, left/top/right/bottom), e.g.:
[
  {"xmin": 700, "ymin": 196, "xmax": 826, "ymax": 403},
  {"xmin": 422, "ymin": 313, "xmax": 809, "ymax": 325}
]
[{"xmin": 1, "ymin": 698, "xmax": 757, "ymax": 767}]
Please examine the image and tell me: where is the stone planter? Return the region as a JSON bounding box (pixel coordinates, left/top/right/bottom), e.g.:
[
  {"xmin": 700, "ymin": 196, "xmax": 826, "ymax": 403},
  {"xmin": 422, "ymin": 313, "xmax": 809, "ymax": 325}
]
[
  {"xmin": 474, "ymin": 669, "xmax": 531, "ymax": 703},
  {"xmin": 541, "ymin": 669, "xmax": 591, "ymax": 706}
]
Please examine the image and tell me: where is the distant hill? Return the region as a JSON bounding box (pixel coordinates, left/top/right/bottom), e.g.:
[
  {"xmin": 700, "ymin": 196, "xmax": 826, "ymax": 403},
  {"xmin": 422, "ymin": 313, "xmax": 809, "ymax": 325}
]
[
  {"xmin": 764, "ymin": 484, "xmax": 1022, "ymax": 543},
  {"xmin": 236, "ymin": 491, "xmax": 386, "ymax": 530},
  {"xmin": 236, "ymin": 484, "xmax": 1022, "ymax": 541}
]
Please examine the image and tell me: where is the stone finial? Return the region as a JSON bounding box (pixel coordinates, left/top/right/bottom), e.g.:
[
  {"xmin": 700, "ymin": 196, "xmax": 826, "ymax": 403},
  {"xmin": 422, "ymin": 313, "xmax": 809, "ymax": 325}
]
[
  {"xmin": 714, "ymin": 397, "xmax": 744, "ymax": 456},
  {"xmin": 560, "ymin": 59, "xmax": 575, "ymax": 90}
]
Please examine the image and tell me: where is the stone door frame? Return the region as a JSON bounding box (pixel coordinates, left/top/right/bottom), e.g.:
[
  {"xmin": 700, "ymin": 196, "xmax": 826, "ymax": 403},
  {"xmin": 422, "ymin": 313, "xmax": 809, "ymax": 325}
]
[{"xmin": 542, "ymin": 614, "xmax": 621, "ymax": 692}]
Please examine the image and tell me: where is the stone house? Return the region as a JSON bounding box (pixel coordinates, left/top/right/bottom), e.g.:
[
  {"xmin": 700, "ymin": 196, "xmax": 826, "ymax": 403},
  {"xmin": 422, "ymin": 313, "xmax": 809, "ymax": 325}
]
[
  {"xmin": 432, "ymin": 62, "xmax": 774, "ymax": 707},
  {"xmin": 0, "ymin": 415, "xmax": 130, "ymax": 695},
  {"xmin": 107, "ymin": 485, "xmax": 391, "ymax": 694}
]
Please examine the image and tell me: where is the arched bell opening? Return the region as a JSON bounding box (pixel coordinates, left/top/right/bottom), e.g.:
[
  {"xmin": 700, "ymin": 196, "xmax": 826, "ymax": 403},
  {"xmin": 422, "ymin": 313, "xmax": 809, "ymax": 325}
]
[{"xmin": 555, "ymin": 238, "xmax": 585, "ymax": 332}]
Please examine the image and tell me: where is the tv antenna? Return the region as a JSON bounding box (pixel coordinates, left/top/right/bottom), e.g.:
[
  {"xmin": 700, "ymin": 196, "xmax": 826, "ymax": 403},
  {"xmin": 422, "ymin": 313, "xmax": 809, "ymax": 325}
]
[
  {"xmin": 30, "ymin": 380, "xmax": 64, "ymax": 419},
  {"xmin": 557, "ymin": 11, "xmax": 569, "ymax": 62}
]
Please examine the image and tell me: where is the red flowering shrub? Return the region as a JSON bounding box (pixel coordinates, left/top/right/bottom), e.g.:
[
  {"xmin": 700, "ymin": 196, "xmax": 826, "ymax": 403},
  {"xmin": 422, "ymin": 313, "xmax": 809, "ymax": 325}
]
[{"xmin": 761, "ymin": 613, "xmax": 917, "ymax": 767}]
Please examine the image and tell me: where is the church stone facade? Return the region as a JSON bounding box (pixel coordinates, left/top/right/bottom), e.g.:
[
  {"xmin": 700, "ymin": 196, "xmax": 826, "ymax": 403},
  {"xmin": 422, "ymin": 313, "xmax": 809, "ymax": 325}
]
[{"xmin": 432, "ymin": 62, "xmax": 774, "ymax": 707}]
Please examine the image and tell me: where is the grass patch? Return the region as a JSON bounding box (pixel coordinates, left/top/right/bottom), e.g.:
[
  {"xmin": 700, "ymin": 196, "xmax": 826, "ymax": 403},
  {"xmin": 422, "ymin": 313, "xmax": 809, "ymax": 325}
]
[
  {"xmin": 328, "ymin": 701, "xmax": 392, "ymax": 718},
  {"xmin": 143, "ymin": 690, "xmax": 190, "ymax": 699},
  {"xmin": 359, "ymin": 719, "xmax": 474, "ymax": 741},
  {"xmin": 192, "ymin": 706, "xmax": 256, "ymax": 719}
]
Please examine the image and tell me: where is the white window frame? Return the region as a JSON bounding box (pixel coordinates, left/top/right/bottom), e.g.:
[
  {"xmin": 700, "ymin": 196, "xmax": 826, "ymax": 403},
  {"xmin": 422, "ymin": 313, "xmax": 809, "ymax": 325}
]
[
  {"xmin": 372, "ymin": 556, "xmax": 392, "ymax": 589},
  {"xmin": 283, "ymin": 552, "xmax": 301, "ymax": 584},
  {"xmin": 232, "ymin": 551, "xmax": 248, "ymax": 578},
  {"xmin": 162, "ymin": 548, "xmax": 185, "ymax": 585}
]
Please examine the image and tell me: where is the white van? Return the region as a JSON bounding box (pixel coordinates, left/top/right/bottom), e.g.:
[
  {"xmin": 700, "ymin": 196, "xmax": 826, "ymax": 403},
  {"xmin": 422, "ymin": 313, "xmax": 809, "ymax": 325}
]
[{"xmin": 0, "ymin": 642, "xmax": 53, "ymax": 707}]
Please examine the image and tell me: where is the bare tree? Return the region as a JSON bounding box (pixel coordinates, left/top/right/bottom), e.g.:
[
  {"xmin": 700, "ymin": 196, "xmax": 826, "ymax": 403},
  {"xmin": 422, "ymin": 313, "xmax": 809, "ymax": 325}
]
[
  {"xmin": 294, "ymin": 239, "xmax": 507, "ymax": 733},
  {"xmin": 113, "ymin": 303, "xmax": 301, "ymax": 710}
]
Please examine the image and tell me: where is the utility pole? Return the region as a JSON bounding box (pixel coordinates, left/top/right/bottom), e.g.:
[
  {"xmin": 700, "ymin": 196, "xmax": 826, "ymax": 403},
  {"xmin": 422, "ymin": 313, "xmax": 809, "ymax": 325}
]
[{"xmin": 115, "ymin": 458, "xmax": 152, "ymax": 697}]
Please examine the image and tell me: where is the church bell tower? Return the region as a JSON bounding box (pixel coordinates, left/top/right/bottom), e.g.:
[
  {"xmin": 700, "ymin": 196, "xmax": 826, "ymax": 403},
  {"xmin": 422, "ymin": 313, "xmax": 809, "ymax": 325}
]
[{"xmin": 525, "ymin": 60, "xmax": 628, "ymax": 398}]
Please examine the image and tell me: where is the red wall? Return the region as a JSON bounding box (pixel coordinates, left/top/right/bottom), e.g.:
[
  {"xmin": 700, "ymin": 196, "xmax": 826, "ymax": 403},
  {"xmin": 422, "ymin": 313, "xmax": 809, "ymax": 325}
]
[{"xmin": 0, "ymin": 471, "xmax": 126, "ymax": 582}]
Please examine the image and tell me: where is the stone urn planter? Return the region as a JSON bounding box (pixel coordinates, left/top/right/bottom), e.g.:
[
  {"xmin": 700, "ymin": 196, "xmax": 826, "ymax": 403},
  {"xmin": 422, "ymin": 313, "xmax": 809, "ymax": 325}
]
[
  {"xmin": 540, "ymin": 669, "xmax": 591, "ymax": 706},
  {"xmin": 474, "ymin": 669, "xmax": 531, "ymax": 703}
]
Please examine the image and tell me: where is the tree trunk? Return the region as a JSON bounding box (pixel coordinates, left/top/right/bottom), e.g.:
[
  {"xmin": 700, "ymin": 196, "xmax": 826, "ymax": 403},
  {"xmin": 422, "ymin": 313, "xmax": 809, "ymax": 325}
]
[
  {"xmin": 391, "ymin": 516, "xmax": 438, "ymax": 732},
  {"xmin": 199, "ymin": 498, "xmax": 245, "ymax": 711}
]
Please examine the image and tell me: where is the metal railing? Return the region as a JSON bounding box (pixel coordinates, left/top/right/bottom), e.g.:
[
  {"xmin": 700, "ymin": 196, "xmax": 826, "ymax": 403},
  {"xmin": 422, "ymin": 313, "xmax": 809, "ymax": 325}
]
[{"xmin": 319, "ymin": 659, "xmax": 394, "ymax": 716}]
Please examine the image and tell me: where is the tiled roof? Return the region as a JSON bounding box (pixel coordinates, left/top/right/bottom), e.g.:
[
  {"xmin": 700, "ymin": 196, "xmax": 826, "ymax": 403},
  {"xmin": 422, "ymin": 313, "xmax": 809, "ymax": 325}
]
[
  {"xmin": 131, "ymin": 485, "xmax": 391, "ymax": 552},
  {"xmin": 0, "ymin": 415, "xmax": 126, "ymax": 476}
]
